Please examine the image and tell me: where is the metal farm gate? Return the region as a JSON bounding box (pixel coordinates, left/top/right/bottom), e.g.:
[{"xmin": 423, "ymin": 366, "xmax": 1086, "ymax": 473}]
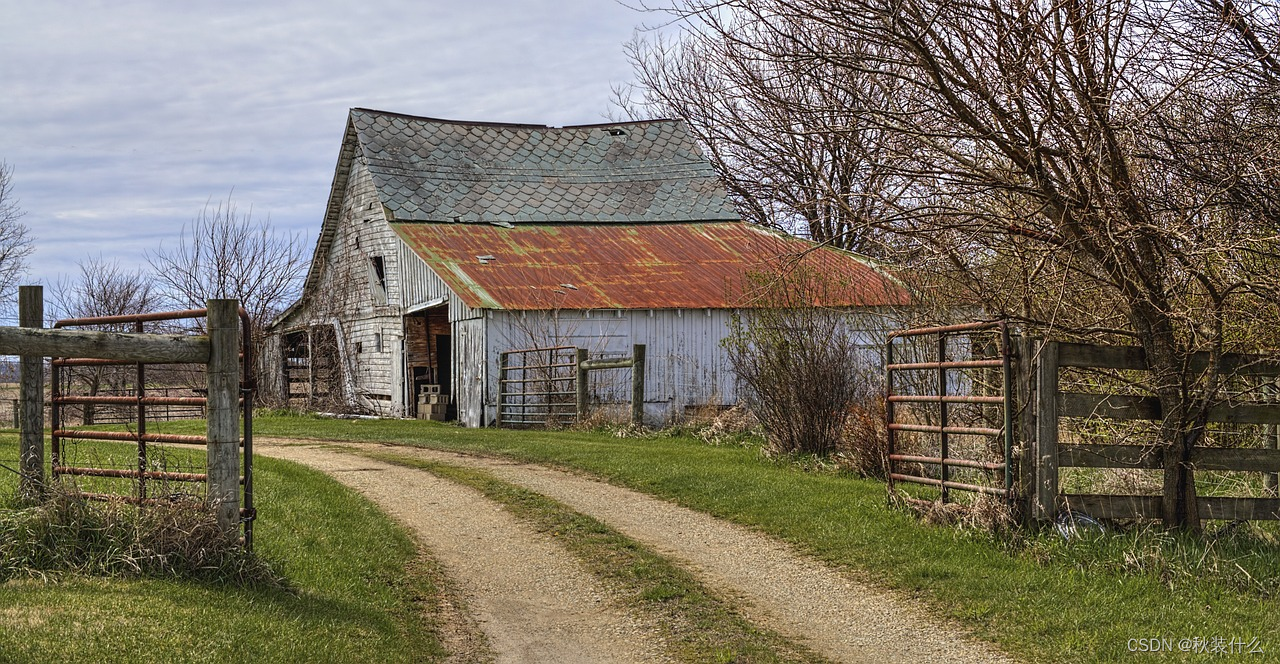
[
  {"xmin": 497, "ymin": 346, "xmax": 578, "ymax": 428},
  {"xmin": 48, "ymin": 305, "xmax": 257, "ymax": 548},
  {"xmin": 886, "ymin": 321, "xmax": 1015, "ymax": 505}
]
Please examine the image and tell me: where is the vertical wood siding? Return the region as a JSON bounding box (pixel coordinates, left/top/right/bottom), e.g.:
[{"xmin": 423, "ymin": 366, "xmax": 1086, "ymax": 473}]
[
  {"xmin": 396, "ymin": 240, "xmax": 481, "ymax": 321},
  {"xmin": 483, "ymin": 308, "xmax": 893, "ymax": 424},
  {"xmin": 453, "ymin": 318, "xmax": 487, "ymax": 427}
]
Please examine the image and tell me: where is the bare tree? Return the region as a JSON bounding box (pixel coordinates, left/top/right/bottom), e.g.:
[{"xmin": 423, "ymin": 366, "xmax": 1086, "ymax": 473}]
[
  {"xmin": 616, "ymin": 18, "xmax": 910, "ymax": 257},
  {"xmin": 147, "ymin": 195, "xmax": 308, "ymax": 345},
  {"xmin": 50, "ymin": 257, "xmax": 161, "ymax": 424},
  {"xmin": 643, "ymin": 0, "xmax": 1280, "ymax": 529},
  {"xmin": 0, "ymin": 162, "xmax": 35, "ymax": 310}
]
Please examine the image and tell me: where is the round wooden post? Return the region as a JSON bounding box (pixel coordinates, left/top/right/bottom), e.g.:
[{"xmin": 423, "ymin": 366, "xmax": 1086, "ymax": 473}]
[
  {"xmin": 206, "ymin": 299, "xmax": 241, "ymax": 535},
  {"xmin": 18, "ymin": 285, "xmax": 44, "ymax": 502}
]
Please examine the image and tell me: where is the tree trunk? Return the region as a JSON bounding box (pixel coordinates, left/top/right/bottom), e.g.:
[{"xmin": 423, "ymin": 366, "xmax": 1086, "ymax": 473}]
[{"xmin": 1134, "ymin": 301, "xmax": 1201, "ymax": 532}]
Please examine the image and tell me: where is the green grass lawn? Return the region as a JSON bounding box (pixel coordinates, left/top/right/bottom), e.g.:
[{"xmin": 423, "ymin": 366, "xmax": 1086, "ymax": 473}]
[
  {"xmin": 227, "ymin": 414, "xmax": 1277, "ymax": 663},
  {"xmin": 0, "ymin": 433, "xmax": 448, "ymax": 664},
  {"xmin": 5, "ymin": 414, "xmax": 1278, "ymax": 662}
]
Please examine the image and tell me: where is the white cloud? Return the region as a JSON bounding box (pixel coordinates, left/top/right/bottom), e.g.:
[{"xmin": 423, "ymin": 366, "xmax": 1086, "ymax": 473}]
[{"xmin": 1, "ymin": 0, "xmax": 647, "ymax": 287}]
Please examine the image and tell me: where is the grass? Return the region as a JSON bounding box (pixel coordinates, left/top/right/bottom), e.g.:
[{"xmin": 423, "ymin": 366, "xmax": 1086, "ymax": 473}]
[
  {"xmin": 14, "ymin": 413, "xmax": 1279, "ymax": 661},
  {"xmin": 215, "ymin": 413, "xmax": 1279, "ymax": 663},
  {"xmin": 362, "ymin": 448, "xmax": 827, "ymax": 664},
  {"xmin": 0, "ymin": 433, "xmax": 452, "ymax": 664}
]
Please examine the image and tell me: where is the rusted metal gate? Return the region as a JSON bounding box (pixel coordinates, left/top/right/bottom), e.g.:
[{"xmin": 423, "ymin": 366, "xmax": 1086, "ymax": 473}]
[
  {"xmin": 497, "ymin": 346, "xmax": 577, "ymax": 428},
  {"xmin": 886, "ymin": 321, "xmax": 1015, "ymax": 504},
  {"xmin": 49, "ymin": 307, "xmax": 257, "ymax": 548}
]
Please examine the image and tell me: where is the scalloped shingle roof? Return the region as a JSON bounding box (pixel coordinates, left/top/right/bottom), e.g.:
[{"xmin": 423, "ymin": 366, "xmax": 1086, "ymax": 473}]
[{"xmin": 349, "ymin": 108, "xmax": 740, "ymax": 224}]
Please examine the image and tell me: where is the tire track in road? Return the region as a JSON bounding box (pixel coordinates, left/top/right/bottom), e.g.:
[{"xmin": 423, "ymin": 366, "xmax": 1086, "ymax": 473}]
[
  {"xmin": 344, "ymin": 442, "xmax": 1018, "ymax": 664},
  {"xmin": 258, "ymin": 443, "xmax": 672, "ymax": 664}
]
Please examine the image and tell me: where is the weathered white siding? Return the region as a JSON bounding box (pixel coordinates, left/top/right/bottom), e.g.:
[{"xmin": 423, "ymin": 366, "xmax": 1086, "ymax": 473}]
[
  {"xmin": 454, "ymin": 318, "xmax": 487, "ymax": 427},
  {"xmin": 275, "ymin": 156, "xmax": 407, "ymax": 416},
  {"xmin": 480, "ymin": 308, "xmax": 893, "ymax": 425}
]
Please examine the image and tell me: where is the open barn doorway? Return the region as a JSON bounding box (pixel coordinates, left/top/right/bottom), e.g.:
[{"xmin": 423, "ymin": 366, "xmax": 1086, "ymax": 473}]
[{"xmin": 404, "ymin": 305, "xmax": 453, "ymax": 420}]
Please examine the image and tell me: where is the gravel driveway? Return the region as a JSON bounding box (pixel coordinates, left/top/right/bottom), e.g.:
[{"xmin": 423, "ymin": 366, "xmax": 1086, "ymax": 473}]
[
  {"xmin": 259, "ymin": 438, "xmax": 1016, "ymax": 663},
  {"xmin": 258, "ymin": 442, "xmax": 670, "ymax": 664}
]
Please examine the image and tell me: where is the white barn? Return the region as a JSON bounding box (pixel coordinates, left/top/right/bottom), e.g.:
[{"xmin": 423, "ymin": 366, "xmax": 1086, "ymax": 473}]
[{"xmin": 265, "ymin": 108, "xmax": 909, "ymax": 426}]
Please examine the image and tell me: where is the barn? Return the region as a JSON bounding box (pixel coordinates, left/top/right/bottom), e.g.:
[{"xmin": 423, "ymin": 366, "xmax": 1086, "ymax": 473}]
[{"xmin": 264, "ymin": 108, "xmax": 909, "ymax": 426}]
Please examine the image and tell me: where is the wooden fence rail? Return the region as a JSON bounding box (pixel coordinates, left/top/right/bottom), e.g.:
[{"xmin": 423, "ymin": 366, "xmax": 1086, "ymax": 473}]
[{"xmin": 1034, "ymin": 340, "xmax": 1280, "ymax": 523}]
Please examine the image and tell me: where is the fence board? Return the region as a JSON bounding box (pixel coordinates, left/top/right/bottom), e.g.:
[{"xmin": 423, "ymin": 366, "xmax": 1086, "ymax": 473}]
[
  {"xmin": 1060, "ymin": 444, "xmax": 1280, "ymax": 472},
  {"xmin": 1195, "ymin": 448, "xmax": 1280, "ymax": 473},
  {"xmin": 1059, "ymin": 444, "xmax": 1162, "ymax": 469},
  {"xmin": 1059, "ymin": 392, "xmax": 1280, "ymax": 424},
  {"xmin": 1061, "ymin": 494, "xmax": 1161, "ymax": 519},
  {"xmin": 1062, "ymin": 494, "xmax": 1280, "ymax": 520},
  {"xmin": 0, "ymin": 326, "xmax": 210, "ymax": 364},
  {"xmin": 1199, "ymin": 496, "xmax": 1280, "ymax": 520},
  {"xmin": 1057, "ymin": 342, "xmax": 1280, "ymax": 375}
]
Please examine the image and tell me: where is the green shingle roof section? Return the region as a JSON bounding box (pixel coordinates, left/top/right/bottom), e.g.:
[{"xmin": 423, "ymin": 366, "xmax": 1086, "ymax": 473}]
[{"xmin": 348, "ymin": 108, "xmax": 741, "ymax": 224}]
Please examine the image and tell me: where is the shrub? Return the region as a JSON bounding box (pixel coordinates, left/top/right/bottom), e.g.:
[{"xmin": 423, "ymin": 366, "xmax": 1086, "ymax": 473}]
[
  {"xmin": 840, "ymin": 395, "xmax": 889, "ymax": 478},
  {"xmin": 724, "ymin": 266, "xmax": 878, "ymax": 456}
]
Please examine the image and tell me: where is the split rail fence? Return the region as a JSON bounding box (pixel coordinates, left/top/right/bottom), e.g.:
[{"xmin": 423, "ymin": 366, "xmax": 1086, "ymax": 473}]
[{"xmin": 1033, "ymin": 340, "xmax": 1280, "ymax": 523}]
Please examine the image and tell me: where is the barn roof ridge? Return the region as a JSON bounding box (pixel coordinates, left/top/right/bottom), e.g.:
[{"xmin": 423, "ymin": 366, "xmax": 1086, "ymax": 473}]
[{"xmin": 351, "ymin": 107, "xmax": 681, "ymax": 130}]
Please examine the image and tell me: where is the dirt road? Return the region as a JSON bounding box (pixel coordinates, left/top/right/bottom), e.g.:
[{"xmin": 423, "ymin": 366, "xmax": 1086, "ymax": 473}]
[
  {"xmin": 259, "ymin": 443, "xmax": 670, "ymax": 664},
  {"xmin": 259, "ymin": 439, "xmax": 1016, "ymax": 663}
]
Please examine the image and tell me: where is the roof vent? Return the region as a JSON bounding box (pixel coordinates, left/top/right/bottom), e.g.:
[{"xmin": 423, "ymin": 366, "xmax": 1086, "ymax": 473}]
[
  {"xmin": 608, "ymin": 128, "xmax": 627, "ymax": 137},
  {"xmin": 476, "ymin": 254, "xmax": 496, "ymax": 265}
]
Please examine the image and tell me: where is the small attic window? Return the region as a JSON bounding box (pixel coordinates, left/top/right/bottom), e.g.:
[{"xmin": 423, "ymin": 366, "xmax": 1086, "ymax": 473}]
[{"xmin": 608, "ymin": 128, "xmax": 627, "ymax": 137}]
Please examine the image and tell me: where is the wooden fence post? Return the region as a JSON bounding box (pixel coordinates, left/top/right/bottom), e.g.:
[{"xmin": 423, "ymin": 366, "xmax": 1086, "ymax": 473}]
[
  {"xmin": 631, "ymin": 344, "xmax": 646, "ymax": 426},
  {"xmin": 18, "ymin": 285, "xmax": 44, "ymax": 502},
  {"xmin": 1015, "ymin": 335, "xmax": 1037, "ymax": 525},
  {"xmin": 496, "ymin": 351, "xmax": 508, "ymax": 427},
  {"xmin": 206, "ymin": 299, "xmax": 240, "ymax": 534},
  {"xmin": 575, "ymin": 348, "xmax": 588, "ymax": 423},
  {"xmin": 1035, "ymin": 341, "xmax": 1060, "ymax": 522},
  {"xmin": 1267, "ymin": 381, "xmax": 1279, "ymax": 497}
]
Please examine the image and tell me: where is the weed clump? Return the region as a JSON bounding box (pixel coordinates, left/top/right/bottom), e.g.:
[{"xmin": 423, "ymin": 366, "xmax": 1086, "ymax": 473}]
[{"xmin": 1, "ymin": 485, "xmax": 282, "ymax": 587}]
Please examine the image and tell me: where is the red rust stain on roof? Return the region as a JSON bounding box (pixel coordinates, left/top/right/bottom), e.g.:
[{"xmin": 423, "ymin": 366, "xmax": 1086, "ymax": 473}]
[{"xmin": 391, "ymin": 221, "xmax": 910, "ymax": 311}]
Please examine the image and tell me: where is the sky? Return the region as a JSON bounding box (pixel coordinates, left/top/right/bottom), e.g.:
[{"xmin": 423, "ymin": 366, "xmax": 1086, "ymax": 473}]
[{"xmin": 0, "ymin": 0, "xmax": 665, "ymax": 314}]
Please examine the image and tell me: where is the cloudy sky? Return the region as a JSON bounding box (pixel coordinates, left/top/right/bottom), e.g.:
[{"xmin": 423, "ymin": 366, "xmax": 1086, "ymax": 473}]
[{"xmin": 0, "ymin": 0, "xmax": 664, "ymax": 314}]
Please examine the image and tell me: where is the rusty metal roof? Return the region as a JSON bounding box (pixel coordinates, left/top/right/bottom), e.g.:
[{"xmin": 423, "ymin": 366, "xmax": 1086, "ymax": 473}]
[
  {"xmin": 392, "ymin": 221, "xmax": 910, "ymax": 310},
  {"xmin": 350, "ymin": 108, "xmax": 740, "ymax": 224}
]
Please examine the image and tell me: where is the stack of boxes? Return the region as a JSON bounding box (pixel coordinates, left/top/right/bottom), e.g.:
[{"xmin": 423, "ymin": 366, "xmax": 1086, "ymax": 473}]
[{"xmin": 417, "ymin": 385, "xmax": 451, "ymax": 421}]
